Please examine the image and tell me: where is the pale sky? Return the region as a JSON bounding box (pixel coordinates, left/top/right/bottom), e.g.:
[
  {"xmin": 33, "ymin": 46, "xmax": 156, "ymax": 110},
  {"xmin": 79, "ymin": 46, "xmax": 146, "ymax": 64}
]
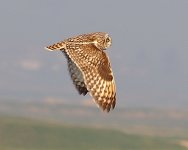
[{"xmin": 0, "ymin": 0, "xmax": 188, "ymax": 109}]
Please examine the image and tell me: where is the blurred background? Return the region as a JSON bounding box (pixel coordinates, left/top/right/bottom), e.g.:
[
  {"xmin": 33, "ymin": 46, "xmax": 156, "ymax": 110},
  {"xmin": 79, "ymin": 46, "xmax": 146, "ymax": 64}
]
[{"xmin": 0, "ymin": 0, "xmax": 188, "ymax": 149}]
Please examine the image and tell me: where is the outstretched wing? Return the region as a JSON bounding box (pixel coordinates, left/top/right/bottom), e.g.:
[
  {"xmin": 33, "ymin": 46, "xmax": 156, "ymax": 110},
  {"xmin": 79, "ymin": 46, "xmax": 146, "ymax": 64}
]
[
  {"xmin": 63, "ymin": 52, "xmax": 88, "ymax": 95},
  {"xmin": 64, "ymin": 44, "xmax": 116, "ymax": 112}
]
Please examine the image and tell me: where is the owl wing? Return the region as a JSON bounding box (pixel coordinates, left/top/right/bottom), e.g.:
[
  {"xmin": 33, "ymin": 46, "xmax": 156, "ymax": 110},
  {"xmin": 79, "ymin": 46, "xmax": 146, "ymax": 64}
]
[
  {"xmin": 64, "ymin": 44, "xmax": 116, "ymax": 112},
  {"xmin": 63, "ymin": 52, "xmax": 88, "ymax": 95}
]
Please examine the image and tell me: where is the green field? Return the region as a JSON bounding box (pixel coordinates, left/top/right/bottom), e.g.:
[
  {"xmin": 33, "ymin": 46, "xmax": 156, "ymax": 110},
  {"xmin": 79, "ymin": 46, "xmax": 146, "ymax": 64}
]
[{"xmin": 0, "ymin": 115, "xmax": 187, "ymax": 150}]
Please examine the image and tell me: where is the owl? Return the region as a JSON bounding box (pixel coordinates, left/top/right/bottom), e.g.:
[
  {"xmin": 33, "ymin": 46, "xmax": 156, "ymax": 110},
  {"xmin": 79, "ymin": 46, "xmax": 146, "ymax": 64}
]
[{"xmin": 45, "ymin": 32, "xmax": 116, "ymax": 112}]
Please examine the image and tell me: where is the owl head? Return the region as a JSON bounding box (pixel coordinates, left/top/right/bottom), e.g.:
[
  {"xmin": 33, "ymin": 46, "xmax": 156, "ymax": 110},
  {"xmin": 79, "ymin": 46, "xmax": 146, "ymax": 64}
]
[{"xmin": 91, "ymin": 32, "xmax": 112, "ymax": 50}]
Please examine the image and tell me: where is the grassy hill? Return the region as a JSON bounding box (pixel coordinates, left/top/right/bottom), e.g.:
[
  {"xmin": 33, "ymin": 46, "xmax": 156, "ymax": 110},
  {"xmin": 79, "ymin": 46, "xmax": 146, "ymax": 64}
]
[
  {"xmin": 1, "ymin": 99, "xmax": 188, "ymax": 138},
  {"xmin": 0, "ymin": 115, "xmax": 187, "ymax": 150}
]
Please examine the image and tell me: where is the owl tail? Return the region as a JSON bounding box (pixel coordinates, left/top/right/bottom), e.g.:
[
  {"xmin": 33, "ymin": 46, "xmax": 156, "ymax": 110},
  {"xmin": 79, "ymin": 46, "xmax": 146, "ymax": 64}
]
[{"xmin": 45, "ymin": 41, "xmax": 66, "ymax": 51}]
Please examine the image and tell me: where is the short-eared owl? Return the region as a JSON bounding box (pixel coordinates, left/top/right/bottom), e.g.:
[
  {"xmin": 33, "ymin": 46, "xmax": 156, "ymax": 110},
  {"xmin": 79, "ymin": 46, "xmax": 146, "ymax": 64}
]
[{"xmin": 45, "ymin": 32, "xmax": 116, "ymax": 112}]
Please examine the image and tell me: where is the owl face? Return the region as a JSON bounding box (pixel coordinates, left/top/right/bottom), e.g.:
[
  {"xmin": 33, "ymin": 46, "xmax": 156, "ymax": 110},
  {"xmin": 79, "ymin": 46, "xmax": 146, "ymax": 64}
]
[
  {"xmin": 104, "ymin": 34, "xmax": 112, "ymax": 49},
  {"xmin": 92, "ymin": 32, "xmax": 112, "ymax": 50}
]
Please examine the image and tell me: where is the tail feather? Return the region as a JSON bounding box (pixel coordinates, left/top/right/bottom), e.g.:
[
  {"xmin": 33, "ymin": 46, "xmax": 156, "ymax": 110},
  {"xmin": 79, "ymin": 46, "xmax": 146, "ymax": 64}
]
[{"xmin": 45, "ymin": 41, "xmax": 66, "ymax": 51}]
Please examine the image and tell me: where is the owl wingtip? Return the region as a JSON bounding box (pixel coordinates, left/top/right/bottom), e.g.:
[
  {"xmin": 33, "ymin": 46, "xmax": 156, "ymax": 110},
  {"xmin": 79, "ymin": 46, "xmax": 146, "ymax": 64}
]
[{"xmin": 100, "ymin": 104, "xmax": 113, "ymax": 113}]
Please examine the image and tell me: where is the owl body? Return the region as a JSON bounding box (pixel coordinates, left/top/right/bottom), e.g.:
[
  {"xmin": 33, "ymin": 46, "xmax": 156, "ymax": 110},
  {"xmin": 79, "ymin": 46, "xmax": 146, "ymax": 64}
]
[{"xmin": 45, "ymin": 32, "xmax": 116, "ymax": 112}]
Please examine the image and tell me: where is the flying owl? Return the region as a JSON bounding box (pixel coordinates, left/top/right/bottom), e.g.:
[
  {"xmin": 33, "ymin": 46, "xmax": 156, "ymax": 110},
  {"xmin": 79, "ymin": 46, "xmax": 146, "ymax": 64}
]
[{"xmin": 45, "ymin": 32, "xmax": 116, "ymax": 112}]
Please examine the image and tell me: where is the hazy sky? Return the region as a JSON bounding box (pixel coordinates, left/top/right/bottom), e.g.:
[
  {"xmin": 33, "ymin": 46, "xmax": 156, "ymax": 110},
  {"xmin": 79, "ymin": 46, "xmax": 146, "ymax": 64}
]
[{"xmin": 0, "ymin": 0, "xmax": 187, "ymax": 109}]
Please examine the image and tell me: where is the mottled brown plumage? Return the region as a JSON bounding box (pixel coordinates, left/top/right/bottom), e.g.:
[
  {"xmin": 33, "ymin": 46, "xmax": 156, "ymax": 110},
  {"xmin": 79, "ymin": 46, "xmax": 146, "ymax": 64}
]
[{"xmin": 45, "ymin": 32, "xmax": 116, "ymax": 112}]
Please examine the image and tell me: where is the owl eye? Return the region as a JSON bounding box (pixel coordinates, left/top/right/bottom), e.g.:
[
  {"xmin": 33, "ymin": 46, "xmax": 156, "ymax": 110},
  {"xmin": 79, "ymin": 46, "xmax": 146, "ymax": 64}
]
[{"xmin": 106, "ymin": 37, "xmax": 110, "ymax": 43}]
